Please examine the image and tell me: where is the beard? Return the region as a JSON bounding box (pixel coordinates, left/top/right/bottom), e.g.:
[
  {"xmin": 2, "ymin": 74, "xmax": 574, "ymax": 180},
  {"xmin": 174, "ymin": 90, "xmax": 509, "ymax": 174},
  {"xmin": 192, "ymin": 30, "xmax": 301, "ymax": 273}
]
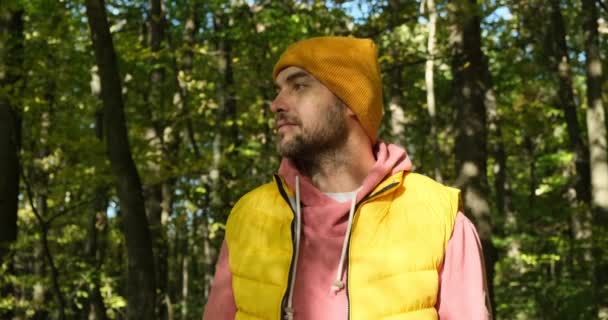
[{"xmin": 276, "ymin": 101, "xmax": 348, "ymax": 161}]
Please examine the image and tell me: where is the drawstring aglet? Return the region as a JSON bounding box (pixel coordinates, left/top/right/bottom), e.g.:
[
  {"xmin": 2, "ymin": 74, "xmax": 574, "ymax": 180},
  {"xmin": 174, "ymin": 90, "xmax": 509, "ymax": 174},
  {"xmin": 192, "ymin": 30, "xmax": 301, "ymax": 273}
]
[
  {"xmin": 330, "ymin": 279, "xmax": 345, "ymax": 294},
  {"xmin": 284, "ymin": 307, "xmax": 295, "ymax": 320}
]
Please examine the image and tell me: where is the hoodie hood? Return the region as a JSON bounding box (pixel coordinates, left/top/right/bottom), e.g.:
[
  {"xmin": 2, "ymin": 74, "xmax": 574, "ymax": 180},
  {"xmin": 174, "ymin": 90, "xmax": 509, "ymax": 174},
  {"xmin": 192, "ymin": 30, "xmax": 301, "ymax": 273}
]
[{"xmin": 277, "ymin": 141, "xmax": 412, "ymax": 236}]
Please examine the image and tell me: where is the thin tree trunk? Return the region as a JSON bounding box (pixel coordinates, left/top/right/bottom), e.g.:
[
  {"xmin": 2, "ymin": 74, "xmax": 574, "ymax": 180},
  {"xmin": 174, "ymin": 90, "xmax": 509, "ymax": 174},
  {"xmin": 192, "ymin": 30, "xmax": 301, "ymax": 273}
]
[
  {"xmin": 84, "ymin": 73, "xmax": 109, "ymax": 320},
  {"xmin": 85, "ymin": 200, "xmax": 109, "ymax": 320},
  {"xmin": 26, "ymin": 51, "xmax": 66, "ymax": 319},
  {"xmin": 488, "ymin": 105, "xmax": 510, "ymax": 222},
  {"xmin": 31, "ymin": 116, "xmax": 49, "ymax": 320},
  {"xmin": 209, "ymin": 11, "xmax": 237, "ymax": 211},
  {"xmin": 550, "ymin": 0, "xmax": 592, "ymax": 203},
  {"xmin": 84, "ymin": 1, "xmax": 157, "ymax": 318},
  {"xmin": 549, "ymin": 0, "xmax": 594, "ymax": 285},
  {"xmin": 421, "ymin": 0, "xmax": 442, "ymax": 182},
  {"xmin": 524, "ymin": 135, "xmax": 537, "ymax": 209},
  {"xmin": 165, "ymin": 5, "xmax": 201, "ymax": 318},
  {"xmin": 448, "ymin": 0, "xmax": 497, "ymax": 315},
  {"xmin": 178, "ymin": 0, "xmax": 201, "ymax": 158},
  {"xmin": 485, "ymin": 62, "xmax": 512, "ymax": 233},
  {"xmin": 38, "ymin": 221, "xmax": 65, "ymax": 320},
  {"xmin": 146, "ymin": 2, "xmax": 169, "ymax": 316},
  {"xmin": 200, "ymin": 214, "xmax": 214, "ymax": 301},
  {"xmin": 145, "ymin": 1, "xmax": 180, "ymax": 317},
  {"xmin": 582, "ymin": 0, "xmax": 608, "ymax": 315},
  {"xmin": 215, "ymin": 13, "xmax": 237, "ymax": 145},
  {"xmin": 385, "ymin": 3, "xmax": 406, "ymax": 146},
  {"xmin": 22, "ymin": 170, "xmax": 66, "ymax": 320},
  {"xmin": 387, "ymin": 46, "xmax": 406, "ymax": 145},
  {"xmin": 180, "ymin": 226, "xmax": 189, "ymax": 320},
  {"xmin": 488, "ymin": 93, "xmax": 518, "ymax": 283},
  {"xmin": 206, "ymin": 15, "xmax": 233, "ymax": 296},
  {"xmin": 164, "ymin": 2, "xmax": 199, "ymax": 314}
]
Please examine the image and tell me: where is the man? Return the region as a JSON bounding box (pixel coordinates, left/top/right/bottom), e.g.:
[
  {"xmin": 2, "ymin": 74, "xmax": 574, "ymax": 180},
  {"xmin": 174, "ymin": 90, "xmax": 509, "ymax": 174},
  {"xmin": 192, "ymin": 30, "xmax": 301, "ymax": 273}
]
[{"xmin": 204, "ymin": 36, "xmax": 490, "ymax": 320}]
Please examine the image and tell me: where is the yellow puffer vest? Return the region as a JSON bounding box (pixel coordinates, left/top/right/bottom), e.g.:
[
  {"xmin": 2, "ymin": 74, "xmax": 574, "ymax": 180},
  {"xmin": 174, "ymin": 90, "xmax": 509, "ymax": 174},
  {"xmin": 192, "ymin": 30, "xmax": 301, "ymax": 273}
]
[{"xmin": 225, "ymin": 171, "xmax": 460, "ymax": 320}]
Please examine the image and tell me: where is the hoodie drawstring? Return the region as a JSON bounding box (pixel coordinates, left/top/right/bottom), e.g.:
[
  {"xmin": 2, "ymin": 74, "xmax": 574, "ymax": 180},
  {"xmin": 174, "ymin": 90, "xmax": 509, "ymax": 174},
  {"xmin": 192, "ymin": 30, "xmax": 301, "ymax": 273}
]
[
  {"xmin": 283, "ymin": 176, "xmax": 359, "ymax": 319},
  {"xmin": 331, "ymin": 190, "xmax": 357, "ymax": 294},
  {"xmin": 284, "ymin": 176, "xmax": 302, "ymax": 320}
]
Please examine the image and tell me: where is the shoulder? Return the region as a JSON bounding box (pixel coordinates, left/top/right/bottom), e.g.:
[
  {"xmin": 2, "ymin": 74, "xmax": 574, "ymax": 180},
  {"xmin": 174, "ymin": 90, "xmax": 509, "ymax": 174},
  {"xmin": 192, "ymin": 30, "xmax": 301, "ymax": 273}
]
[
  {"xmin": 404, "ymin": 172, "xmax": 452, "ymax": 188},
  {"xmin": 226, "ymin": 177, "xmax": 293, "ymax": 244},
  {"xmin": 231, "ymin": 179, "xmax": 281, "ymax": 212},
  {"xmin": 397, "ymin": 172, "xmax": 461, "ymax": 231},
  {"xmin": 227, "ymin": 177, "xmax": 292, "ymax": 227},
  {"xmin": 403, "ymin": 172, "xmax": 460, "ymax": 201}
]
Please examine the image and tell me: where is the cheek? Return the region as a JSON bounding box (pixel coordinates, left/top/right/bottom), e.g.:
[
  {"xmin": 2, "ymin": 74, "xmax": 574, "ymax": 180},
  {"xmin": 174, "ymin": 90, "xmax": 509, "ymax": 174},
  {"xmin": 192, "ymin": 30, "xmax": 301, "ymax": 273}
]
[
  {"xmin": 300, "ymin": 107, "xmax": 321, "ymax": 125},
  {"xmin": 295, "ymin": 92, "xmax": 335, "ymax": 126}
]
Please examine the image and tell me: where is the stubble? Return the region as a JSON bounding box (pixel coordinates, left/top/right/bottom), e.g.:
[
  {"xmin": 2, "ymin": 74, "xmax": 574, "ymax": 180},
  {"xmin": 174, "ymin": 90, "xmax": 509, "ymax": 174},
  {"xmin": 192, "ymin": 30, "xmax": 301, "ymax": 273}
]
[{"xmin": 277, "ymin": 100, "xmax": 348, "ymax": 165}]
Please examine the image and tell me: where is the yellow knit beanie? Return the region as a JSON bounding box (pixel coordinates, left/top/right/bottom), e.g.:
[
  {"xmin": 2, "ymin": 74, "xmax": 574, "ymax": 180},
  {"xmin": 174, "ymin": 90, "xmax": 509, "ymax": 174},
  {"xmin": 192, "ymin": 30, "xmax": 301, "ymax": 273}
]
[{"xmin": 272, "ymin": 36, "xmax": 384, "ymax": 144}]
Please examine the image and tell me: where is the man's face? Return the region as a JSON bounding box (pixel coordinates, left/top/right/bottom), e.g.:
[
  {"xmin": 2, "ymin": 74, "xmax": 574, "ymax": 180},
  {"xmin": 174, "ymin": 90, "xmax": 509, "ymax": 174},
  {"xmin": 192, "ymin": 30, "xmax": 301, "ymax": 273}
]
[{"xmin": 271, "ymin": 66, "xmax": 348, "ymax": 159}]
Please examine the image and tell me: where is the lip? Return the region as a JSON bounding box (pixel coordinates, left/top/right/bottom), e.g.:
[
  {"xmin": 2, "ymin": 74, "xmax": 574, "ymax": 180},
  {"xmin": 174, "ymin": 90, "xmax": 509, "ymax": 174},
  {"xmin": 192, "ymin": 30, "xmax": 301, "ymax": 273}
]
[
  {"xmin": 276, "ymin": 120, "xmax": 297, "ymax": 130},
  {"xmin": 277, "ymin": 123, "xmax": 297, "ymax": 133}
]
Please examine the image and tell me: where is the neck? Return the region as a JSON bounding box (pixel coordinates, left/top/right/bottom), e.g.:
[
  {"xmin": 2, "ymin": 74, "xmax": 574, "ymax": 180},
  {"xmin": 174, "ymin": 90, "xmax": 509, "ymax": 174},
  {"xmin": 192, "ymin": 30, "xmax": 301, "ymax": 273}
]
[{"xmin": 293, "ymin": 141, "xmax": 376, "ymax": 193}]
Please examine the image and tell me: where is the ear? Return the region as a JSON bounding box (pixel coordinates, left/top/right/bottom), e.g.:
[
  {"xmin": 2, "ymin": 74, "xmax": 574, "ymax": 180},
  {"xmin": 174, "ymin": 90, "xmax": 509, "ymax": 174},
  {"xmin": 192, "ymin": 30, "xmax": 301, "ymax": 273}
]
[{"xmin": 344, "ymin": 106, "xmax": 356, "ymax": 117}]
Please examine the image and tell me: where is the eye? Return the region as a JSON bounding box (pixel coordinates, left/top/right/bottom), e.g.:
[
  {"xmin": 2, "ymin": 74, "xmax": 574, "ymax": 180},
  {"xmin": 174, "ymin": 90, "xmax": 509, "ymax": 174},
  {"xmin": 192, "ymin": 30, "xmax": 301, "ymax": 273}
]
[{"xmin": 293, "ymin": 83, "xmax": 306, "ymax": 91}]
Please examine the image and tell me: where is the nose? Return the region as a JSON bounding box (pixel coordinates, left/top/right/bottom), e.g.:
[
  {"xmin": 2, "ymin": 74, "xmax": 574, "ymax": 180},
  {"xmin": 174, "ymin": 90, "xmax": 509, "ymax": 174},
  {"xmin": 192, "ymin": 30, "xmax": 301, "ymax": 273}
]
[{"xmin": 270, "ymin": 91, "xmax": 287, "ymax": 114}]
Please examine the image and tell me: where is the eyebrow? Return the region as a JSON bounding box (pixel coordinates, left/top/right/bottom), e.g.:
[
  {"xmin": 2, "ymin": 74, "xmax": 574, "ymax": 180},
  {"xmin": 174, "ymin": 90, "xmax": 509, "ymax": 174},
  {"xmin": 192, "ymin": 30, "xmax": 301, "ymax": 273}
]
[
  {"xmin": 275, "ymin": 71, "xmax": 312, "ymax": 88},
  {"xmin": 285, "ymin": 71, "xmax": 311, "ymax": 83}
]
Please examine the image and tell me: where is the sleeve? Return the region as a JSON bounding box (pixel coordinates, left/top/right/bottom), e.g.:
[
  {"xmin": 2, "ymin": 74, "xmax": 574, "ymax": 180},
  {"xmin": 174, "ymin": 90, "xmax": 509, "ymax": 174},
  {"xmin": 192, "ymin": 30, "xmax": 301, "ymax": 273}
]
[
  {"xmin": 203, "ymin": 240, "xmax": 237, "ymax": 320},
  {"xmin": 436, "ymin": 212, "xmax": 492, "ymax": 320}
]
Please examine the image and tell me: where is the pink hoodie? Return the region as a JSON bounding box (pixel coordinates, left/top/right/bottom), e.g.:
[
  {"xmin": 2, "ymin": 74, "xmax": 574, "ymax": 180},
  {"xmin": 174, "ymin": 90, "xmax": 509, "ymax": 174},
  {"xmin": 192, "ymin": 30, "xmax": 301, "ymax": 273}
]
[{"xmin": 203, "ymin": 143, "xmax": 490, "ymax": 320}]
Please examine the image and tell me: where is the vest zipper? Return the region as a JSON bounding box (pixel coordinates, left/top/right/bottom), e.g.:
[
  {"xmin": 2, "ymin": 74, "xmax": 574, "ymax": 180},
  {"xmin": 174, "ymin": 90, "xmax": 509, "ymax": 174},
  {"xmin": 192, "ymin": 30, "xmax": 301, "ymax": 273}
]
[
  {"xmin": 274, "ymin": 175, "xmax": 297, "ymax": 320},
  {"xmin": 345, "ymin": 181, "xmax": 400, "ymax": 320},
  {"xmin": 274, "ymin": 175, "xmax": 401, "ymax": 320}
]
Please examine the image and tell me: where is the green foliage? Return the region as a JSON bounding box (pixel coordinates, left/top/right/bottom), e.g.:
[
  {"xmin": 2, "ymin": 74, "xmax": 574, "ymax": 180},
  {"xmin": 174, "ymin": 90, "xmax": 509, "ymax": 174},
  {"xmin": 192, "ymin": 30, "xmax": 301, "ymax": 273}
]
[{"xmin": 2, "ymin": 0, "xmax": 606, "ymax": 319}]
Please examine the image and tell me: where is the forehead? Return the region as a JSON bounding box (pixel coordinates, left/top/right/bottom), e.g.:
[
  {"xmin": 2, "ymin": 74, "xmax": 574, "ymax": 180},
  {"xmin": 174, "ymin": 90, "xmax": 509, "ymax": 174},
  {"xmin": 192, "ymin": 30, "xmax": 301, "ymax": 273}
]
[{"xmin": 275, "ymin": 66, "xmax": 317, "ymax": 84}]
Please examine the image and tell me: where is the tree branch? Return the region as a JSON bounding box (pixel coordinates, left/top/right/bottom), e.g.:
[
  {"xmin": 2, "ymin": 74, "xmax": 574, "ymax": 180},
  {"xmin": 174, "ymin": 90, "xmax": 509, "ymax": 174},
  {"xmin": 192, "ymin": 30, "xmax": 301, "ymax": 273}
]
[
  {"xmin": 47, "ymin": 197, "xmax": 97, "ymax": 225},
  {"xmin": 21, "ymin": 168, "xmax": 45, "ymax": 227},
  {"xmin": 20, "ymin": 167, "xmax": 66, "ymax": 320}
]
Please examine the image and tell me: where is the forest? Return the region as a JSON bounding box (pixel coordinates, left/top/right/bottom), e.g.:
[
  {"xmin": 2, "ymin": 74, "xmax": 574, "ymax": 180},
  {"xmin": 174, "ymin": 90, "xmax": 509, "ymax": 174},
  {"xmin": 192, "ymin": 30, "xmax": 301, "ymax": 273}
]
[{"xmin": 1, "ymin": 0, "xmax": 607, "ymax": 319}]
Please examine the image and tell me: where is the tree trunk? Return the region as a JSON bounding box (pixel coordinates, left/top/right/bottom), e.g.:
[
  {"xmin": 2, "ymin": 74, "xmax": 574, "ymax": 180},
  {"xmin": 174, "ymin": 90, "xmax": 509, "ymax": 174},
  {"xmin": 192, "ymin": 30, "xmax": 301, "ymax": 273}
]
[
  {"xmin": 84, "ymin": 73, "xmax": 109, "ymax": 320},
  {"xmin": 0, "ymin": 8, "xmax": 22, "ymax": 313},
  {"xmin": 488, "ymin": 102, "xmax": 510, "ymax": 223},
  {"xmin": 23, "ymin": 127, "xmax": 67, "ymax": 320},
  {"xmin": 582, "ymin": 0, "xmax": 608, "ymax": 315},
  {"xmin": 422, "ymin": 0, "xmax": 442, "ymax": 182},
  {"xmin": 143, "ymin": 181, "xmax": 169, "ymax": 319},
  {"xmin": 202, "ymin": 14, "xmax": 236, "ymax": 302},
  {"xmin": 145, "ymin": 1, "xmax": 177, "ymax": 317},
  {"xmin": 210, "ymin": 11, "xmax": 237, "ymax": 211},
  {"xmin": 550, "ymin": 0, "xmax": 592, "ymax": 204},
  {"xmin": 176, "ymin": 0, "xmax": 200, "ymax": 157},
  {"xmin": 524, "ymin": 135, "xmax": 538, "ymax": 209},
  {"xmin": 180, "ymin": 219, "xmax": 189, "ymax": 320},
  {"xmin": 23, "ymin": 50, "xmax": 67, "ymax": 320},
  {"xmin": 548, "ymin": 0, "xmax": 594, "ymax": 289},
  {"xmin": 387, "ymin": 47, "xmax": 406, "ymax": 144},
  {"xmin": 448, "ymin": 0, "xmax": 497, "ymax": 314},
  {"xmin": 215, "ymin": 12, "xmax": 237, "ymax": 144},
  {"xmin": 0, "ymin": 4, "xmax": 23, "ymax": 267},
  {"xmin": 84, "ymin": 0, "xmax": 157, "ymax": 318},
  {"xmin": 38, "ymin": 219, "xmax": 66, "ymax": 320},
  {"xmin": 85, "ymin": 201, "xmax": 109, "ymax": 320},
  {"xmin": 385, "ymin": 4, "xmax": 406, "ymax": 146},
  {"xmin": 163, "ymin": 3, "xmax": 200, "ymax": 315}
]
